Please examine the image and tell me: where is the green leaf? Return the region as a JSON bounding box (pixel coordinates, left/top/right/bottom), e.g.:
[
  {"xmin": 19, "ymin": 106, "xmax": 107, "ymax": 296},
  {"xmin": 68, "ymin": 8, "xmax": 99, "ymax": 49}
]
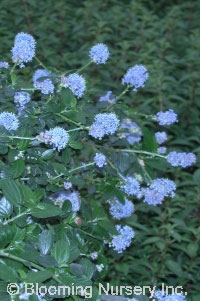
[
  {"xmin": 11, "ymin": 159, "xmax": 25, "ymax": 178},
  {"xmin": 112, "ymin": 187, "xmax": 125, "ymax": 204},
  {"xmin": 31, "ymin": 203, "xmax": 62, "ymax": 218},
  {"xmin": 68, "ymin": 245, "xmax": 80, "ymax": 263},
  {"xmin": 70, "ymin": 263, "xmax": 84, "ymax": 276},
  {"xmin": 34, "ymin": 188, "xmax": 45, "ymax": 203},
  {"xmin": 0, "ymin": 263, "xmax": 19, "ymax": 282},
  {"xmin": 104, "ymin": 184, "xmax": 125, "ymax": 204},
  {"xmin": 142, "ymin": 128, "xmax": 157, "ymax": 152},
  {"xmin": 193, "ymin": 169, "xmax": 200, "ymax": 183},
  {"xmin": 142, "ymin": 237, "xmax": 162, "ymax": 245},
  {"xmin": 0, "ymin": 225, "xmax": 16, "ymax": 248},
  {"xmin": 40, "ymin": 149, "xmax": 55, "ymax": 160},
  {"xmin": 0, "ymin": 144, "xmax": 8, "ymax": 154},
  {"xmin": 0, "ymin": 197, "xmax": 13, "ymax": 218},
  {"xmin": 52, "ymin": 239, "xmax": 70, "ymax": 266},
  {"xmin": 60, "ymin": 88, "xmax": 76, "ymax": 107},
  {"xmin": 187, "ymin": 243, "xmax": 198, "ymax": 257},
  {"xmin": 17, "ymin": 128, "xmax": 31, "ymax": 151},
  {"xmin": 69, "ymin": 141, "xmax": 83, "ymax": 149},
  {"xmin": 59, "ymin": 274, "xmax": 92, "ymax": 287},
  {"xmin": 19, "ymin": 247, "xmax": 40, "ymax": 264},
  {"xmin": 111, "ymin": 152, "xmax": 134, "ymax": 173},
  {"xmin": 61, "ymin": 148, "xmax": 71, "ymax": 164},
  {"xmin": 22, "ymin": 185, "xmax": 39, "ymax": 207},
  {"xmin": 0, "ymin": 281, "xmax": 8, "ymax": 293},
  {"xmin": 26, "ymin": 270, "xmax": 53, "ymax": 283},
  {"xmin": 70, "ymin": 96, "xmax": 77, "ymax": 108},
  {"xmin": 10, "ymin": 72, "xmax": 16, "ymax": 85},
  {"xmin": 52, "ymin": 162, "xmax": 68, "ymax": 175},
  {"xmin": 0, "ymin": 179, "xmax": 24, "ymax": 206},
  {"xmin": 166, "ymin": 260, "xmax": 183, "ymax": 276},
  {"xmin": 0, "ymin": 294, "xmax": 10, "ymax": 301},
  {"xmin": 38, "ymin": 255, "xmax": 58, "ymax": 268},
  {"xmin": 38, "ymin": 230, "xmax": 53, "ymax": 255},
  {"xmin": 99, "ymin": 219, "xmax": 118, "ymax": 236},
  {"xmin": 80, "ymin": 258, "xmax": 95, "ymax": 279}
]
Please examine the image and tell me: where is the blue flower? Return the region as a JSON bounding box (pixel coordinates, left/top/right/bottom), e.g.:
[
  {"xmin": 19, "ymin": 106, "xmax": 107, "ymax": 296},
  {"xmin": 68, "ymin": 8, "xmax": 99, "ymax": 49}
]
[
  {"xmin": 154, "ymin": 290, "xmax": 186, "ymax": 301},
  {"xmin": 64, "ymin": 182, "xmax": 72, "ymax": 190},
  {"xmin": 156, "ymin": 109, "xmax": 178, "ymax": 126},
  {"xmin": 14, "ymin": 92, "xmax": 30, "ymax": 114},
  {"xmin": 0, "ymin": 112, "xmax": 19, "ymax": 131},
  {"xmin": 33, "ymin": 69, "xmax": 54, "ymax": 95},
  {"xmin": 120, "ymin": 176, "xmax": 141, "ymax": 197},
  {"xmin": 61, "ymin": 73, "xmax": 86, "ymax": 98},
  {"xmin": 99, "ymin": 91, "xmax": 115, "ymax": 104},
  {"xmin": 107, "ymin": 197, "xmax": 134, "ymax": 220},
  {"xmin": 141, "ymin": 188, "xmax": 164, "ymax": 206},
  {"xmin": 39, "ymin": 79, "xmax": 54, "ymax": 95},
  {"xmin": 142, "ymin": 178, "xmax": 176, "ymax": 206},
  {"xmin": 40, "ymin": 127, "xmax": 69, "ymax": 151},
  {"xmin": 89, "ymin": 43, "xmax": 109, "ymax": 64},
  {"xmin": 157, "ymin": 147, "xmax": 167, "ymax": 154},
  {"xmin": 119, "ymin": 119, "xmax": 142, "ymax": 144},
  {"xmin": 33, "ymin": 69, "xmax": 49, "ymax": 83},
  {"xmin": 154, "ymin": 291, "xmax": 165, "ymax": 300},
  {"xmin": 155, "ymin": 131, "xmax": 167, "ymax": 144},
  {"xmin": 110, "ymin": 225, "xmax": 135, "ymax": 253},
  {"xmin": 65, "ymin": 191, "xmax": 81, "ymax": 212},
  {"xmin": 167, "ymin": 151, "xmax": 196, "ymax": 168},
  {"xmin": 50, "ymin": 190, "xmax": 81, "ymax": 211},
  {"xmin": 0, "ymin": 62, "xmax": 9, "ymax": 69},
  {"xmin": 89, "ymin": 113, "xmax": 120, "ymax": 139},
  {"xmin": 11, "ymin": 32, "xmax": 36, "ymax": 67},
  {"xmin": 94, "ymin": 153, "xmax": 107, "ymax": 168},
  {"xmin": 122, "ymin": 65, "xmax": 149, "ymax": 91}
]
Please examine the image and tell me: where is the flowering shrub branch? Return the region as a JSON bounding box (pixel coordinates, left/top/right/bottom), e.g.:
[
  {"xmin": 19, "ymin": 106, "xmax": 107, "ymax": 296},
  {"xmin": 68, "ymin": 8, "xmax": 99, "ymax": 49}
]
[{"xmin": 0, "ymin": 32, "xmax": 196, "ymax": 301}]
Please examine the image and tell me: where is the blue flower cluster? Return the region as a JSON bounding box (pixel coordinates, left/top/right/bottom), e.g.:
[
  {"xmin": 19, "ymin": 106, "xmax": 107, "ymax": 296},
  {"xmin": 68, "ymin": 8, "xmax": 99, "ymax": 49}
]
[
  {"xmin": 14, "ymin": 92, "xmax": 30, "ymax": 114},
  {"xmin": 141, "ymin": 178, "xmax": 176, "ymax": 206},
  {"xmin": 0, "ymin": 61, "xmax": 9, "ymax": 69},
  {"xmin": 61, "ymin": 73, "xmax": 86, "ymax": 98},
  {"xmin": 51, "ymin": 190, "xmax": 81, "ymax": 211},
  {"xmin": 119, "ymin": 119, "xmax": 142, "ymax": 144},
  {"xmin": 107, "ymin": 197, "xmax": 134, "ymax": 220},
  {"xmin": 154, "ymin": 290, "xmax": 186, "ymax": 301},
  {"xmin": 155, "ymin": 131, "xmax": 167, "ymax": 144},
  {"xmin": 89, "ymin": 113, "xmax": 120, "ymax": 139},
  {"xmin": 33, "ymin": 69, "xmax": 54, "ymax": 94},
  {"xmin": 94, "ymin": 153, "xmax": 107, "ymax": 168},
  {"xmin": 120, "ymin": 176, "xmax": 141, "ymax": 197},
  {"xmin": 157, "ymin": 147, "xmax": 167, "ymax": 154},
  {"xmin": 156, "ymin": 109, "xmax": 178, "ymax": 126},
  {"xmin": 89, "ymin": 43, "xmax": 109, "ymax": 64},
  {"xmin": 122, "ymin": 65, "xmax": 149, "ymax": 91},
  {"xmin": 99, "ymin": 91, "xmax": 116, "ymax": 104},
  {"xmin": 11, "ymin": 32, "xmax": 36, "ymax": 67},
  {"xmin": 110, "ymin": 225, "xmax": 135, "ymax": 253},
  {"xmin": 40, "ymin": 127, "xmax": 69, "ymax": 151},
  {"xmin": 66, "ymin": 191, "xmax": 81, "ymax": 212},
  {"xmin": 167, "ymin": 151, "xmax": 196, "ymax": 168},
  {"xmin": 0, "ymin": 112, "xmax": 19, "ymax": 131},
  {"xmin": 64, "ymin": 182, "xmax": 72, "ymax": 190}
]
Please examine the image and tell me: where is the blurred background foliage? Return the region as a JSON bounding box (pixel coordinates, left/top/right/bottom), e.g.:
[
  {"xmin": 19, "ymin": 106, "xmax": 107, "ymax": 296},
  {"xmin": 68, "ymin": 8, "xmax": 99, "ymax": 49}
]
[{"xmin": 0, "ymin": 0, "xmax": 200, "ymax": 300}]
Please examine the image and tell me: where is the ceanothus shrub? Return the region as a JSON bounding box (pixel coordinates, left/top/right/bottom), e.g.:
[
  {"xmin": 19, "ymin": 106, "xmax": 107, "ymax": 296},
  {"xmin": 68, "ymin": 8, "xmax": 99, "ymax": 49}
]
[{"xmin": 0, "ymin": 32, "xmax": 196, "ymax": 300}]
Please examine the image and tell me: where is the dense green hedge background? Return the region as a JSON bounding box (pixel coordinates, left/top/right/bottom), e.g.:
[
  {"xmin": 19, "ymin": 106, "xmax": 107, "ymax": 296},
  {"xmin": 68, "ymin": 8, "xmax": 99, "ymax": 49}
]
[{"xmin": 0, "ymin": 0, "xmax": 200, "ymax": 300}]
